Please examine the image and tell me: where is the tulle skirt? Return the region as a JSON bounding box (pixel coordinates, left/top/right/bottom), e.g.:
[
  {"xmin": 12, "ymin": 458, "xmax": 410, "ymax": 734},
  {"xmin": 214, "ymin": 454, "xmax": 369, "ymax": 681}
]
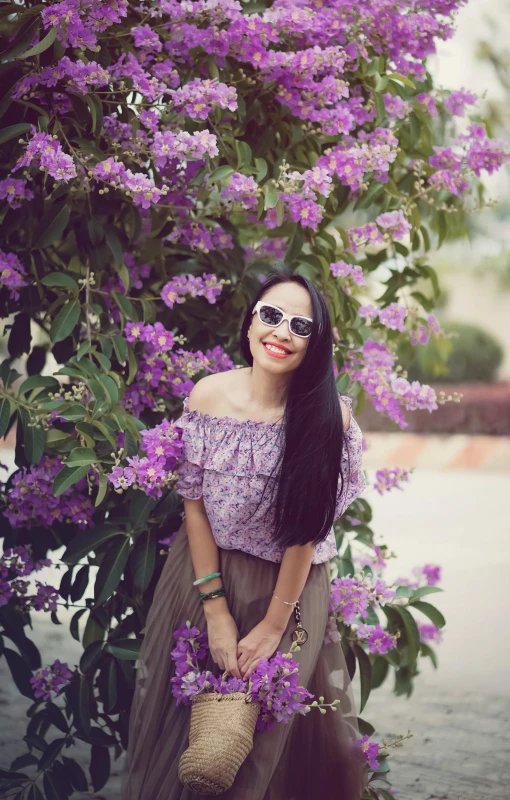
[{"xmin": 120, "ymin": 519, "xmax": 364, "ymax": 800}]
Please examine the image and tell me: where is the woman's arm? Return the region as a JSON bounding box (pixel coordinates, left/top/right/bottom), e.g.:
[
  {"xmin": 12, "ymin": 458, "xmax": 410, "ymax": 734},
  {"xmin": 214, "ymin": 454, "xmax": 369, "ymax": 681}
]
[
  {"xmin": 237, "ymin": 542, "xmax": 315, "ymax": 679},
  {"xmin": 184, "ymin": 496, "xmax": 242, "ymax": 678}
]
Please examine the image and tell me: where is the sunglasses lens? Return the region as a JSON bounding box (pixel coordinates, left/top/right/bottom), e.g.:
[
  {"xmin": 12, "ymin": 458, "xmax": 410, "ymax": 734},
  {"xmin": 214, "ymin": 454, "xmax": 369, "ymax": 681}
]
[
  {"xmin": 259, "ymin": 304, "xmax": 283, "ymax": 326},
  {"xmin": 290, "ymin": 318, "xmax": 313, "ymax": 337}
]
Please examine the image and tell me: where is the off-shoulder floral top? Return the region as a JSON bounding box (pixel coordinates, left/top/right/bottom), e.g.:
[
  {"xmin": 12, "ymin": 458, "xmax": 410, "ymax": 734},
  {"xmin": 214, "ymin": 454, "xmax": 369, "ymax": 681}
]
[{"xmin": 173, "ymin": 393, "xmax": 366, "ymax": 564}]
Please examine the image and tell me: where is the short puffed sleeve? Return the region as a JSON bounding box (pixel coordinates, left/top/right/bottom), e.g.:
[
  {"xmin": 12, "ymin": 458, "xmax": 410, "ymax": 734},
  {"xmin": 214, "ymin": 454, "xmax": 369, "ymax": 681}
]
[
  {"xmin": 172, "ymin": 398, "xmax": 207, "ymax": 500},
  {"xmin": 334, "ymin": 395, "xmax": 366, "ymax": 519}
]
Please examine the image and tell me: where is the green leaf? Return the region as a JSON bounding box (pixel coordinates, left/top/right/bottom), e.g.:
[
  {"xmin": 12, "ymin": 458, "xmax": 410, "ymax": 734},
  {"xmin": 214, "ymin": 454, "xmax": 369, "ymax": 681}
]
[
  {"xmin": 17, "ymin": 26, "xmax": 57, "ymax": 59},
  {"xmin": 53, "ymin": 464, "xmax": 89, "ymax": 497},
  {"xmin": 206, "ymin": 165, "xmax": 235, "ymax": 184},
  {"xmin": 50, "ymin": 300, "xmax": 81, "ymax": 343},
  {"xmin": 112, "ymin": 335, "xmax": 127, "ymax": 366},
  {"xmin": 93, "ymin": 537, "xmax": 130, "ymax": 607},
  {"xmin": 409, "ymin": 585, "xmax": 443, "ymax": 601},
  {"xmin": 131, "ymin": 531, "xmax": 156, "ymax": 592},
  {"xmin": 61, "ymin": 756, "xmax": 88, "ymax": 792},
  {"xmin": 66, "ymin": 447, "xmax": 97, "ymax": 467},
  {"xmin": 0, "ymin": 122, "xmax": 32, "ymax": 146},
  {"xmin": 85, "ymin": 93, "xmax": 103, "ymax": 136},
  {"xmin": 354, "ymin": 644, "xmax": 372, "ymax": 713},
  {"xmin": 20, "ymin": 410, "xmax": 45, "ymax": 464},
  {"xmin": 255, "ymin": 158, "xmax": 267, "ymax": 182},
  {"xmin": 388, "ymin": 72, "xmax": 416, "ymax": 89},
  {"xmin": 19, "ymin": 375, "xmax": 59, "ymax": 396},
  {"xmin": 0, "ymin": 398, "xmax": 12, "ymax": 438},
  {"xmin": 393, "ymin": 606, "xmax": 420, "ymax": 663},
  {"xmin": 90, "ymin": 745, "xmax": 110, "ymax": 792},
  {"xmin": 106, "ymin": 638, "xmax": 141, "ymax": 660},
  {"xmin": 420, "ymin": 641, "xmax": 438, "ymax": 669},
  {"xmin": 235, "ymin": 140, "xmax": 252, "ymax": 168},
  {"xmin": 129, "ymin": 493, "xmax": 157, "ymax": 532},
  {"xmin": 263, "ymin": 184, "xmax": 279, "ymax": 210},
  {"xmin": 80, "ymin": 641, "xmax": 104, "ymax": 674},
  {"xmin": 104, "ymin": 227, "xmax": 124, "ymax": 269},
  {"xmin": 41, "ymin": 272, "xmax": 79, "ymax": 290},
  {"xmin": 33, "ymin": 203, "xmax": 71, "ymax": 249},
  {"xmin": 112, "ymin": 292, "xmax": 137, "ymax": 321},
  {"xmin": 412, "ymin": 600, "xmax": 446, "ymax": 629},
  {"xmin": 78, "ymin": 676, "xmax": 91, "ymax": 735},
  {"xmin": 37, "ymin": 737, "xmax": 66, "ymax": 772},
  {"xmin": 95, "ymin": 473, "xmax": 108, "ymax": 508},
  {"xmin": 63, "ymin": 525, "xmax": 124, "ymax": 565},
  {"xmin": 3, "ymin": 647, "xmax": 34, "ymax": 698}
]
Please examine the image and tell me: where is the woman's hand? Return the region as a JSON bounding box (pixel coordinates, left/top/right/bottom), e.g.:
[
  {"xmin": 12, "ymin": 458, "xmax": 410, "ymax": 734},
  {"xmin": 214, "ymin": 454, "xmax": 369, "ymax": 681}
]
[
  {"xmin": 205, "ymin": 608, "xmax": 242, "ymax": 679},
  {"xmin": 237, "ymin": 618, "xmax": 285, "ymax": 680}
]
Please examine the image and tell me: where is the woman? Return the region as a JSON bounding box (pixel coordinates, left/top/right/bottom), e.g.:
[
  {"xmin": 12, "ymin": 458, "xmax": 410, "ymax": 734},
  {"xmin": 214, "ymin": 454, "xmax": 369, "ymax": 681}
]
[{"xmin": 121, "ymin": 267, "xmax": 367, "ymax": 799}]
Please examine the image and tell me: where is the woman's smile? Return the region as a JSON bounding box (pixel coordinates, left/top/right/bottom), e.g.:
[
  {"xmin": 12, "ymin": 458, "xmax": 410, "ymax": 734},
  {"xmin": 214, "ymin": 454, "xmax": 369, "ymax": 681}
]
[{"xmin": 262, "ymin": 341, "xmax": 293, "ymax": 359}]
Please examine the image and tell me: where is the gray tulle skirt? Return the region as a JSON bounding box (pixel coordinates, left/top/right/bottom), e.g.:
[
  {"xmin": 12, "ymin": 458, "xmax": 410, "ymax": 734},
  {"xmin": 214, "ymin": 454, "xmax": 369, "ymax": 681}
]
[{"xmin": 120, "ymin": 519, "xmax": 364, "ymax": 800}]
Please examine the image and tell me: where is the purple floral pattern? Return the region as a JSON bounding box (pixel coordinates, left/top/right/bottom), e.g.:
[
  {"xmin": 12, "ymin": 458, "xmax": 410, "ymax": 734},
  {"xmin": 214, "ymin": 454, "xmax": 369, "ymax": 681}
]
[{"xmin": 173, "ymin": 393, "xmax": 366, "ymax": 564}]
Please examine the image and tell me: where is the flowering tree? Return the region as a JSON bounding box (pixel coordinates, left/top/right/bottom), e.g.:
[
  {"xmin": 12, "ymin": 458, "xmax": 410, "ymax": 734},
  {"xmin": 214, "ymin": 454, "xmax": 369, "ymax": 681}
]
[{"xmin": 0, "ymin": 0, "xmax": 508, "ymax": 796}]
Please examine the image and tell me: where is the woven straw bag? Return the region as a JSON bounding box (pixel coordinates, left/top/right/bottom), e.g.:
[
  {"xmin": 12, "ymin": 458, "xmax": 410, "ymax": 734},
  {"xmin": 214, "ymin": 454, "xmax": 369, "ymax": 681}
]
[{"xmin": 178, "ymin": 692, "xmax": 261, "ymax": 795}]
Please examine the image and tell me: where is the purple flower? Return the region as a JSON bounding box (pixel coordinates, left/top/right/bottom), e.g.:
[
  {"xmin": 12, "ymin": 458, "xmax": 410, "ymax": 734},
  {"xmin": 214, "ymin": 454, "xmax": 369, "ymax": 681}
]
[
  {"xmin": 444, "ymin": 88, "xmax": 476, "ymax": 117},
  {"xmin": 353, "ymin": 735, "xmax": 380, "ymax": 771},
  {"xmin": 0, "ymin": 177, "xmax": 34, "ymax": 209},
  {"xmin": 30, "ymin": 658, "xmax": 73, "ymax": 701},
  {"xmin": 417, "ymin": 622, "xmax": 443, "ymax": 644},
  {"xmin": 356, "ymin": 624, "xmax": 398, "ymax": 655},
  {"xmin": 0, "ymin": 250, "xmax": 27, "ymax": 299}
]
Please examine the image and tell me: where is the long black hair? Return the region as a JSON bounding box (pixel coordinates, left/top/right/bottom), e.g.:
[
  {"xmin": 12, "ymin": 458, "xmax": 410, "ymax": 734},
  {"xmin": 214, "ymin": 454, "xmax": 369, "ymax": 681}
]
[{"xmin": 239, "ymin": 264, "xmax": 348, "ymax": 549}]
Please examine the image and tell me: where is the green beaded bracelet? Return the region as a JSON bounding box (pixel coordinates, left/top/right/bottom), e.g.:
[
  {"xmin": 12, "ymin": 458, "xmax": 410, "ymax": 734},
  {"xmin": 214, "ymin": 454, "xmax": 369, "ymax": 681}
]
[
  {"xmin": 199, "ymin": 589, "xmax": 226, "ymax": 604},
  {"xmin": 193, "ymin": 571, "xmax": 221, "ymax": 586}
]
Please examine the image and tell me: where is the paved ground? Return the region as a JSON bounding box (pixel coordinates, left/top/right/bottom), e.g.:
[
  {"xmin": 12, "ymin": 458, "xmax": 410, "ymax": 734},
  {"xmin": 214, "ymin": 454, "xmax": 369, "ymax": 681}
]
[{"xmin": 0, "ymin": 439, "xmax": 509, "ymax": 799}]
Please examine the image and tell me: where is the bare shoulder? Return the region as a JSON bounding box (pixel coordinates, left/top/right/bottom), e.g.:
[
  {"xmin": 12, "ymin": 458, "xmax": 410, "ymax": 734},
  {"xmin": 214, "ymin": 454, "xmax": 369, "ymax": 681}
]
[
  {"xmin": 339, "ymin": 396, "xmax": 351, "ymax": 431},
  {"xmin": 187, "ymin": 368, "xmax": 246, "ymax": 415}
]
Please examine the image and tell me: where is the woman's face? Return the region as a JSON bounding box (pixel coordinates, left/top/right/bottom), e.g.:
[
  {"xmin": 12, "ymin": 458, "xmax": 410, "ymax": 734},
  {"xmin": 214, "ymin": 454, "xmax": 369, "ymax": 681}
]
[{"xmin": 247, "ymin": 282, "xmax": 313, "ymax": 373}]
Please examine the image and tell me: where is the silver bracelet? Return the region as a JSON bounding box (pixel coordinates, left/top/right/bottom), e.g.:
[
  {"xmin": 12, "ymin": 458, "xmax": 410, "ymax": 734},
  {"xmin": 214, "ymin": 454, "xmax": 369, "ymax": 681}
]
[{"xmin": 273, "ymin": 592, "xmax": 299, "ymax": 607}]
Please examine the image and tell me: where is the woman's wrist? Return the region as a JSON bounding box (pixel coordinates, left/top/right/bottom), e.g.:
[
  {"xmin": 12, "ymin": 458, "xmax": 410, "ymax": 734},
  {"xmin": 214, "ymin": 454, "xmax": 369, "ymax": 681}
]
[
  {"xmin": 264, "ymin": 596, "xmax": 294, "ymax": 633},
  {"xmin": 203, "ymin": 595, "xmax": 229, "ymax": 618}
]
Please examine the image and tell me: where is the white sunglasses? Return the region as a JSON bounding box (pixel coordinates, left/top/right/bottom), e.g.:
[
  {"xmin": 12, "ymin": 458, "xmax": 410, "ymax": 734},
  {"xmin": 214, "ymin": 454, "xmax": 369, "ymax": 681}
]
[{"xmin": 252, "ymin": 300, "xmax": 313, "ymax": 338}]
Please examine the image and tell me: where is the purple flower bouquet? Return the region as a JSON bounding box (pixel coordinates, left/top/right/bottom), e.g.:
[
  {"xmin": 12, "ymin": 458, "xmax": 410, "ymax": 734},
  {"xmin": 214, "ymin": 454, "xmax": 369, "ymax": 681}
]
[{"xmin": 171, "ymin": 621, "xmax": 332, "ymax": 795}]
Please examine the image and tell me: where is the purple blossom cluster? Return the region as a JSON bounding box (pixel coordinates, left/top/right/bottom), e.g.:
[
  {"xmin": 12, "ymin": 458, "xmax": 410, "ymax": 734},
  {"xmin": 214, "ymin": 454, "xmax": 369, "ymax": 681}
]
[
  {"xmin": 169, "ymin": 78, "xmax": 238, "ymax": 119},
  {"xmin": 4, "ymin": 456, "xmax": 95, "ymax": 530},
  {"xmin": 161, "ymin": 272, "xmax": 227, "ymax": 309},
  {"xmin": 410, "ymin": 314, "xmax": 441, "ymax": 345},
  {"xmin": 384, "ymin": 93, "xmax": 410, "ymax": 121},
  {"xmin": 0, "ymin": 250, "xmax": 27, "ymax": 299},
  {"xmin": 220, "ymin": 172, "xmax": 259, "ymax": 210},
  {"xmin": 356, "ymin": 623, "xmax": 398, "ymax": 655},
  {"xmin": 109, "ymin": 417, "xmax": 183, "ymax": 498},
  {"xmin": 166, "ymin": 221, "xmax": 234, "ymax": 253},
  {"xmin": 344, "ymin": 338, "xmax": 438, "ymax": 429},
  {"xmin": 394, "ymin": 563, "xmax": 442, "ymax": 590},
  {"xmin": 328, "ymin": 574, "xmax": 395, "ymax": 626},
  {"xmin": 41, "ymin": 0, "xmax": 128, "ymax": 49},
  {"xmin": 428, "ymin": 125, "xmax": 509, "ymax": 197},
  {"xmin": 349, "ymin": 210, "xmax": 412, "ymax": 253},
  {"xmin": 417, "ymin": 622, "xmax": 443, "ymax": 643},
  {"xmin": 0, "ymin": 544, "xmax": 61, "ymax": 612},
  {"xmin": 373, "ymin": 467, "xmax": 412, "ymax": 495},
  {"xmin": 0, "ymin": 177, "xmax": 34, "ymax": 209},
  {"xmin": 151, "ymin": 129, "xmax": 219, "ymax": 168},
  {"xmin": 444, "ymin": 88, "xmax": 477, "ymax": 117},
  {"xmin": 30, "ymin": 658, "xmax": 73, "ymax": 701},
  {"xmin": 170, "ymin": 621, "xmax": 313, "ymax": 732},
  {"xmin": 14, "ymin": 130, "xmax": 76, "ymax": 183},
  {"xmin": 14, "ymin": 57, "xmax": 110, "ymax": 98},
  {"xmin": 317, "ymin": 128, "xmax": 399, "ymax": 193},
  {"xmin": 92, "ymin": 158, "xmax": 169, "ymax": 209},
  {"xmin": 353, "ymin": 735, "xmax": 380, "ymax": 771},
  {"xmin": 329, "ymin": 260, "xmax": 367, "ymax": 296}
]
